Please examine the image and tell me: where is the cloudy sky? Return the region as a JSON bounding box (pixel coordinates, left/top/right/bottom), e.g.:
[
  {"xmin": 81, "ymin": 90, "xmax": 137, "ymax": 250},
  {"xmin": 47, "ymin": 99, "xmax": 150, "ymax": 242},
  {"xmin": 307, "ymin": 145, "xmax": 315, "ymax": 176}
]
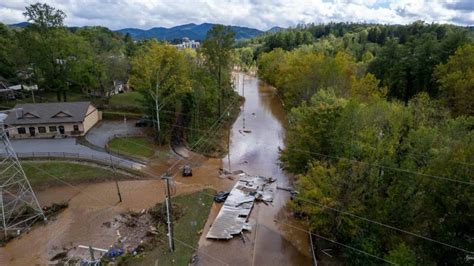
[{"xmin": 0, "ymin": 0, "xmax": 473, "ymax": 30}]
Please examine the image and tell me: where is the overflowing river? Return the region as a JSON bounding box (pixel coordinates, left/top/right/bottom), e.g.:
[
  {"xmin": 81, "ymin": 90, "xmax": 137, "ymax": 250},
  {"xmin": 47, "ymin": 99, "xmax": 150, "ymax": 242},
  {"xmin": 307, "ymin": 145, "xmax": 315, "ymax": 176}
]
[
  {"xmin": 0, "ymin": 73, "xmax": 311, "ymax": 265},
  {"xmin": 197, "ymin": 73, "xmax": 312, "ymax": 265}
]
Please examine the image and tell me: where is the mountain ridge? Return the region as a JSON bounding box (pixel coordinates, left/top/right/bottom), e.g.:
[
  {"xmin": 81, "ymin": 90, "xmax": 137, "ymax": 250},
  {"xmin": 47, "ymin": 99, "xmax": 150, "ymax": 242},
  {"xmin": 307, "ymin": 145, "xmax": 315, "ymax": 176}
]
[
  {"xmin": 116, "ymin": 23, "xmax": 264, "ymax": 40},
  {"xmin": 7, "ymin": 22, "xmax": 273, "ymax": 41}
]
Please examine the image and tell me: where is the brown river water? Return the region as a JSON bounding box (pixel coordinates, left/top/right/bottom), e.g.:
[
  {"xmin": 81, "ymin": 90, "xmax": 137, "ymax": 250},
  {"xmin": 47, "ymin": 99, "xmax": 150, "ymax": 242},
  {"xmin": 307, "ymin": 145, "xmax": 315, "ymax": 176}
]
[
  {"xmin": 0, "ymin": 73, "xmax": 311, "ymax": 265},
  {"xmin": 196, "ymin": 73, "xmax": 311, "ymax": 265}
]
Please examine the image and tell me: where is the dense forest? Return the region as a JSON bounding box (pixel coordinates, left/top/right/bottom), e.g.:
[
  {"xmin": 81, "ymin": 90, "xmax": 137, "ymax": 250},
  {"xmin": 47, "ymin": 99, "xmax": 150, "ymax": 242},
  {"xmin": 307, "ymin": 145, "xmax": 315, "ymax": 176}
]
[
  {"xmin": 252, "ymin": 22, "xmax": 473, "ymax": 264},
  {"xmin": 0, "ymin": 3, "xmax": 237, "ymax": 148}
]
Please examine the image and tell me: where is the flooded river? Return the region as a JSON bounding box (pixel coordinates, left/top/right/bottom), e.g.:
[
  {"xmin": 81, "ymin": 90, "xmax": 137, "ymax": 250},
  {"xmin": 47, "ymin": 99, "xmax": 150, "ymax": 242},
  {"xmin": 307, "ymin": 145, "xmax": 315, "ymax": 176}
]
[
  {"xmin": 0, "ymin": 73, "xmax": 311, "ymax": 265},
  {"xmin": 196, "ymin": 73, "xmax": 312, "ymax": 265}
]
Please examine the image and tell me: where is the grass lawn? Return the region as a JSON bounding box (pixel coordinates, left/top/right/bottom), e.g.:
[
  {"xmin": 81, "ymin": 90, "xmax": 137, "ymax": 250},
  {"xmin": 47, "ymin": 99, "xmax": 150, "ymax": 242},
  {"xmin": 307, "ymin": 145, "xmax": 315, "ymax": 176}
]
[
  {"xmin": 127, "ymin": 189, "xmax": 216, "ymax": 265},
  {"xmin": 108, "ymin": 91, "xmax": 144, "ymax": 110},
  {"xmin": 20, "ymin": 161, "xmax": 127, "ymax": 189},
  {"xmin": 107, "ymin": 137, "xmax": 157, "ymax": 159}
]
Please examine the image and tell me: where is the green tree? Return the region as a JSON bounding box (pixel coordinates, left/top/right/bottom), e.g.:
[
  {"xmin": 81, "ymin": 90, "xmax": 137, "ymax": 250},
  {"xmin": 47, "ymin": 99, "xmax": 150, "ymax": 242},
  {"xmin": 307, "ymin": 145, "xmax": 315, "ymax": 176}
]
[
  {"xmin": 201, "ymin": 24, "xmax": 235, "ymax": 116},
  {"xmin": 435, "ymin": 44, "xmax": 474, "ymax": 116},
  {"xmin": 21, "ymin": 3, "xmax": 90, "ymax": 101},
  {"xmin": 130, "ymin": 41, "xmax": 191, "ymax": 141},
  {"xmin": 23, "ymin": 2, "xmax": 66, "ymax": 31}
]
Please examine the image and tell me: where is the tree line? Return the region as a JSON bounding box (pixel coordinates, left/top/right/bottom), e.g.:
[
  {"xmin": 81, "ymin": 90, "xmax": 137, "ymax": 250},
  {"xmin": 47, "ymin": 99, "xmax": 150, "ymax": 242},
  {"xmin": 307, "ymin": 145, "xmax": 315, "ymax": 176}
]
[
  {"xmin": 0, "ymin": 3, "xmax": 237, "ymax": 148},
  {"xmin": 0, "ymin": 3, "xmax": 134, "ymax": 102},
  {"xmin": 247, "ymin": 21, "xmax": 473, "ymax": 112},
  {"xmin": 255, "ymin": 23, "xmax": 473, "ymax": 264}
]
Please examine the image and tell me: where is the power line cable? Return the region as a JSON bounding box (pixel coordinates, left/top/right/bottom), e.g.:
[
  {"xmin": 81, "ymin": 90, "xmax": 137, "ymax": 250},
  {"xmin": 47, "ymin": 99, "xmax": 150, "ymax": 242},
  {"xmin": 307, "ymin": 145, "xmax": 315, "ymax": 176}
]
[
  {"xmin": 266, "ymin": 146, "xmax": 474, "ymax": 186},
  {"xmin": 273, "ymin": 219, "xmax": 398, "ymax": 265}
]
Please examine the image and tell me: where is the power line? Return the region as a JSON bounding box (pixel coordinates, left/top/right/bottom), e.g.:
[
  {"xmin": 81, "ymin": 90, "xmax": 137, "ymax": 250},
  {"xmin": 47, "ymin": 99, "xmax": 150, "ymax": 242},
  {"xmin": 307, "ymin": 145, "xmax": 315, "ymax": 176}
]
[
  {"xmin": 291, "ymin": 194, "xmax": 474, "ymax": 254},
  {"xmin": 269, "ymin": 146, "xmax": 474, "ymax": 186},
  {"xmin": 165, "ymin": 184, "xmax": 474, "ymax": 256},
  {"xmin": 173, "ymin": 236, "xmax": 229, "ymax": 265},
  {"xmin": 273, "ymin": 219, "xmax": 398, "ymax": 265},
  {"xmin": 326, "ymin": 137, "xmax": 474, "ymax": 168}
]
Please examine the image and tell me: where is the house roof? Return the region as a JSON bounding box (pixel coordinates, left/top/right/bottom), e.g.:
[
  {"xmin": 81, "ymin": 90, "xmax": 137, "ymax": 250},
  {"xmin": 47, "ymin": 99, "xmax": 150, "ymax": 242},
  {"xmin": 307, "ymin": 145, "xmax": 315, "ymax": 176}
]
[{"xmin": 4, "ymin": 101, "xmax": 94, "ymax": 126}]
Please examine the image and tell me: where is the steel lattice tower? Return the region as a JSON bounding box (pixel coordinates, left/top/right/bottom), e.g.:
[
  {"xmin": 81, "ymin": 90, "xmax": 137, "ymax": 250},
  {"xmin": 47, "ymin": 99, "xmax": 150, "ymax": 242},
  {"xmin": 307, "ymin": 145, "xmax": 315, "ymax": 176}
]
[{"xmin": 0, "ymin": 128, "xmax": 45, "ymax": 239}]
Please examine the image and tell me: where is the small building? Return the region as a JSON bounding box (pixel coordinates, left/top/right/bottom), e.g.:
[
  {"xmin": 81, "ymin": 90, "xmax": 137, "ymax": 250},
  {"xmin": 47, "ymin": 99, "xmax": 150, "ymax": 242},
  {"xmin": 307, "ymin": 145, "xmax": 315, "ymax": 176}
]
[
  {"xmin": 0, "ymin": 83, "xmax": 39, "ymax": 100},
  {"xmin": 4, "ymin": 102, "xmax": 102, "ymax": 139},
  {"xmin": 175, "ymin": 37, "xmax": 201, "ymax": 50},
  {"xmin": 88, "ymin": 80, "xmax": 130, "ymax": 98}
]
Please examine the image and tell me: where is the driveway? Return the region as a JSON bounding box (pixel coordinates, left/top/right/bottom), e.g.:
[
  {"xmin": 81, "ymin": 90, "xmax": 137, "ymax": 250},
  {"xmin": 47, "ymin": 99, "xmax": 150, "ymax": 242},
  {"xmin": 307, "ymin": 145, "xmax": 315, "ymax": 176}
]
[
  {"xmin": 1, "ymin": 138, "xmax": 144, "ymax": 169},
  {"xmin": 85, "ymin": 120, "xmax": 144, "ymax": 148}
]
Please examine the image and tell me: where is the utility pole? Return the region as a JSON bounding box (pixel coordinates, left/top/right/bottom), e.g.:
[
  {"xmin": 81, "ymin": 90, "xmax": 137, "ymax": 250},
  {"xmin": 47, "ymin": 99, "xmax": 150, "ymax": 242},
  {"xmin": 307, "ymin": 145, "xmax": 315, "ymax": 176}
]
[
  {"xmin": 31, "ymin": 88, "xmax": 36, "ymax": 104},
  {"xmin": 227, "ymin": 111, "xmax": 231, "ymax": 172},
  {"xmin": 162, "ymin": 173, "xmax": 175, "ymax": 251},
  {"xmin": 110, "ymin": 155, "xmax": 122, "ymax": 203},
  {"xmin": 242, "ymin": 74, "xmax": 246, "ymax": 130}
]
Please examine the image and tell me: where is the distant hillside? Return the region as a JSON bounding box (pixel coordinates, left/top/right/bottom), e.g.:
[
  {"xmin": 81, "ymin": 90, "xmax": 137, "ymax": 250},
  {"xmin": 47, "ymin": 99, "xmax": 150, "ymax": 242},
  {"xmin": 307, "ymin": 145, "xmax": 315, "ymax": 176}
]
[
  {"xmin": 8, "ymin": 22, "xmax": 31, "ymax": 28},
  {"xmin": 267, "ymin": 26, "xmax": 285, "ymax": 33},
  {"xmin": 7, "ymin": 21, "xmax": 265, "ymax": 41},
  {"xmin": 116, "ymin": 23, "xmax": 264, "ymax": 41}
]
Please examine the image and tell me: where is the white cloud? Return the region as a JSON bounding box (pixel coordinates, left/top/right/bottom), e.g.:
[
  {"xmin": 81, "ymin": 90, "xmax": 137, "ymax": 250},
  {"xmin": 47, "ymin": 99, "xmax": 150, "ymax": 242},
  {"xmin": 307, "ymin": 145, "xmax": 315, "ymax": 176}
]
[{"xmin": 0, "ymin": 0, "xmax": 472, "ymax": 30}]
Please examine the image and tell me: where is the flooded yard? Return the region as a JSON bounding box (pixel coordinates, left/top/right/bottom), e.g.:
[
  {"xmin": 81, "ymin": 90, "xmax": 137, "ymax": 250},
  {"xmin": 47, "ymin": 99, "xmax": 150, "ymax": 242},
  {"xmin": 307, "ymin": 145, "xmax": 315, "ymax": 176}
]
[{"xmin": 0, "ymin": 73, "xmax": 311, "ymax": 266}]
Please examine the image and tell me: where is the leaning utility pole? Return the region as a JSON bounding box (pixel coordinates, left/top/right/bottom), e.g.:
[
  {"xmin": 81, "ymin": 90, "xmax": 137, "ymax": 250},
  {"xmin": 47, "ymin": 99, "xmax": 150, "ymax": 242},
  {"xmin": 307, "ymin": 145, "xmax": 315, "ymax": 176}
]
[
  {"xmin": 0, "ymin": 126, "xmax": 45, "ymax": 239},
  {"xmin": 162, "ymin": 173, "xmax": 175, "ymax": 251},
  {"xmin": 110, "ymin": 155, "xmax": 122, "ymax": 203}
]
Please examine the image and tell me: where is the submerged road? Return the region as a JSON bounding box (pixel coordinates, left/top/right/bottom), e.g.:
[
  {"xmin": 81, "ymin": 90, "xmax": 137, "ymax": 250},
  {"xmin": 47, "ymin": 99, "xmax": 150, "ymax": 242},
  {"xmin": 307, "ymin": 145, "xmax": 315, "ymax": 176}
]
[{"xmin": 196, "ymin": 73, "xmax": 312, "ymax": 265}]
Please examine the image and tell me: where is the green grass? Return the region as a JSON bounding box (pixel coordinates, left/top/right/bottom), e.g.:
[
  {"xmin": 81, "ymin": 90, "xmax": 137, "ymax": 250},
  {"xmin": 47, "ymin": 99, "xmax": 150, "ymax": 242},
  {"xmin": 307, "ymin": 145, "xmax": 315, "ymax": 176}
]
[
  {"xmin": 108, "ymin": 91, "xmax": 145, "ymax": 110},
  {"xmin": 20, "ymin": 161, "xmax": 126, "ymax": 189},
  {"xmin": 107, "ymin": 137, "xmax": 156, "ymax": 159},
  {"xmin": 128, "ymin": 189, "xmax": 216, "ymax": 265}
]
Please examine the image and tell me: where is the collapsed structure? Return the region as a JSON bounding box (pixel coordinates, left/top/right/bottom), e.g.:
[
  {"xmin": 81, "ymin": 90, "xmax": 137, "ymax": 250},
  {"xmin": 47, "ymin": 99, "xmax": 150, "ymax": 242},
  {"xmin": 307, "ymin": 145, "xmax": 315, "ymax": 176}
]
[{"xmin": 206, "ymin": 173, "xmax": 275, "ymax": 240}]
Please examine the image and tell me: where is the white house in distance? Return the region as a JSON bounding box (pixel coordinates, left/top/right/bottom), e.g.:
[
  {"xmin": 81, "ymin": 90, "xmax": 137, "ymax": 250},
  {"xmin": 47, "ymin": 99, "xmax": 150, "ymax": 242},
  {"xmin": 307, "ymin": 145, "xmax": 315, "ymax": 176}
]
[
  {"xmin": 4, "ymin": 102, "xmax": 102, "ymax": 138},
  {"xmin": 175, "ymin": 37, "xmax": 200, "ymax": 50}
]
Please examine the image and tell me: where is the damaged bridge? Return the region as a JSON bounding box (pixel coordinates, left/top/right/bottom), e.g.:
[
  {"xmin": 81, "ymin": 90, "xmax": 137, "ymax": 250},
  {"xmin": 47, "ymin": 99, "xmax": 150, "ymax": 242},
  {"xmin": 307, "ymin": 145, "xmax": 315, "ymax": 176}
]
[{"xmin": 206, "ymin": 173, "xmax": 276, "ymax": 240}]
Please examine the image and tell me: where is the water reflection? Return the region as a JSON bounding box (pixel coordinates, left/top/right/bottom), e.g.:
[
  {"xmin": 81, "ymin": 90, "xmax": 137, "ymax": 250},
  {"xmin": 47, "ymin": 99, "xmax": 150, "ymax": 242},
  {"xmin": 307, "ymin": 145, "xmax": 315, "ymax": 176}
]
[{"xmin": 197, "ymin": 73, "xmax": 311, "ymax": 265}]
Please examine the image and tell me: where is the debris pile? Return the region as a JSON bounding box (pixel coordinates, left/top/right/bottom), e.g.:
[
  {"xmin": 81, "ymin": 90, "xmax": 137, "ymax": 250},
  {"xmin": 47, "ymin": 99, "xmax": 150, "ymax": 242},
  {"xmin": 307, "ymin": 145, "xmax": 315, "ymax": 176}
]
[
  {"xmin": 111, "ymin": 202, "xmax": 182, "ymax": 255},
  {"xmin": 57, "ymin": 202, "xmax": 183, "ymax": 264},
  {"xmin": 206, "ymin": 173, "xmax": 276, "ymax": 240}
]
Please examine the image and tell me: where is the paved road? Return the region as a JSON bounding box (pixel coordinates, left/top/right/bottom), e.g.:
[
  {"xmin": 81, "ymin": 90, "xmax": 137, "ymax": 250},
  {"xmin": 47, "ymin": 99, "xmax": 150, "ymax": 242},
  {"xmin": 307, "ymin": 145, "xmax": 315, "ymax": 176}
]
[
  {"xmin": 1, "ymin": 138, "xmax": 144, "ymax": 169},
  {"xmin": 85, "ymin": 120, "xmax": 143, "ymax": 148}
]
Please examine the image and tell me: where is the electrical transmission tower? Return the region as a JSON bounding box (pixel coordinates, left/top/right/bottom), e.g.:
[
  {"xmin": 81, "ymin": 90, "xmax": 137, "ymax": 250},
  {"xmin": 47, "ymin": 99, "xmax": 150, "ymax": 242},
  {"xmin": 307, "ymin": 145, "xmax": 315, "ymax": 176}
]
[{"xmin": 0, "ymin": 127, "xmax": 45, "ymax": 239}]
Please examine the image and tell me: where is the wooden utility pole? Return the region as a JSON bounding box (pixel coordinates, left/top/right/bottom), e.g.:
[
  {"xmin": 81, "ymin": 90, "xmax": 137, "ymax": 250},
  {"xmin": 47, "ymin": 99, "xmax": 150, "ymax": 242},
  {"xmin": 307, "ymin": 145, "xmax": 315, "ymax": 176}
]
[
  {"xmin": 242, "ymin": 74, "xmax": 246, "ymax": 130},
  {"xmin": 162, "ymin": 173, "xmax": 175, "ymax": 251},
  {"xmin": 110, "ymin": 155, "xmax": 122, "ymax": 203}
]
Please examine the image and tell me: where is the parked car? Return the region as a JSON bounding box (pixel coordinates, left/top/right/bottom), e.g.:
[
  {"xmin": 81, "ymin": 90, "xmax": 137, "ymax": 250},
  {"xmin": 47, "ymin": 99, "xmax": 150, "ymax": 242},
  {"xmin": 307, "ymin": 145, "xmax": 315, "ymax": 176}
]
[
  {"xmin": 182, "ymin": 165, "xmax": 192, "ymax": 177},
  {"xmin": 135, "ymin": 117, "xmax": 152, "ymax": 127},
  {"xmin": 214, "ymin": 191, "xmax": 230, "ymax": 203}
]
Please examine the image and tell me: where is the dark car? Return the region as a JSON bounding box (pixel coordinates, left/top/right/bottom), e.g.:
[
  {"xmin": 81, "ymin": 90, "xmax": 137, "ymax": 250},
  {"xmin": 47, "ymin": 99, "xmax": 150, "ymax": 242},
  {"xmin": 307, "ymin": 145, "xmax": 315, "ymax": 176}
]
[
  {"xmin": 135, "ymin": 117, "xmax": 152, "ymax": 127},
  {"xmin": 182, "ymin": 165, "xmax": 192, "ymax": 177},
  {"xmin": 214, "ymin": 191, "xmax": 230, "ymax": 203}
]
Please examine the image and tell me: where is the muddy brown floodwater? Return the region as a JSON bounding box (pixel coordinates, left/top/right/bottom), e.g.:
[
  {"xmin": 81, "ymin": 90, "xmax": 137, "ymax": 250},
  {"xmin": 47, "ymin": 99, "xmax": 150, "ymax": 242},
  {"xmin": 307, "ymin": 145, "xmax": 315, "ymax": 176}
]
[
  {"xmin": 196, "ymin": 73, "xmax": 312, "ymax": 266},
  {"xmin": 0, "ymin": 73, "xmax": 311, "ymax": 266}
]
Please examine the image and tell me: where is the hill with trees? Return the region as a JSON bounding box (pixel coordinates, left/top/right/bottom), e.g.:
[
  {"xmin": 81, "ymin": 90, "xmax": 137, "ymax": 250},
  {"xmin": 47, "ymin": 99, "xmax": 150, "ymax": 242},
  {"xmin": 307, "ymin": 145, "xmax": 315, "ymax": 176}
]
[{"xmin": 252, "ymin": 22, "xmax": 473, "ymax": 264}]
